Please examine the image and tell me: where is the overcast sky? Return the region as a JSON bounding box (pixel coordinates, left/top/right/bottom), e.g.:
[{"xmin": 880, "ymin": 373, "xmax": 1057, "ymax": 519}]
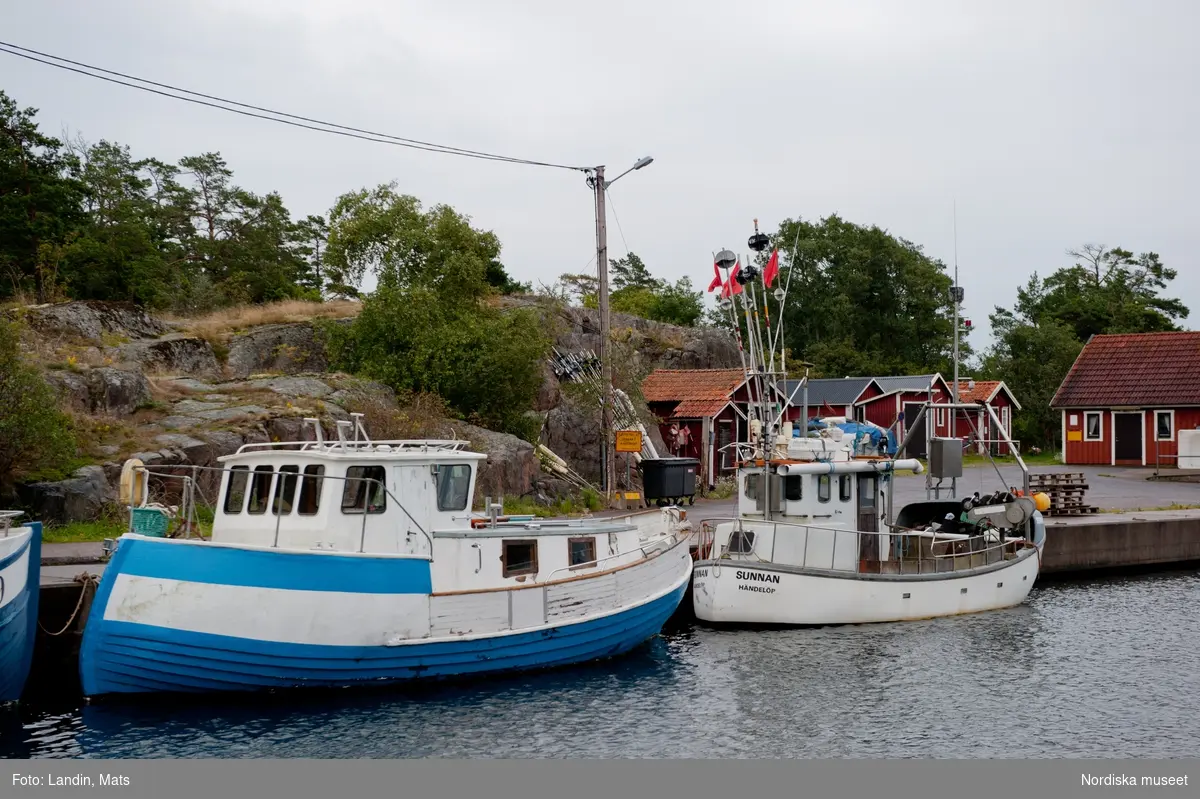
[{"xmin": 4, "ymin": 0, "xmax": 1197, "ymax": 356}]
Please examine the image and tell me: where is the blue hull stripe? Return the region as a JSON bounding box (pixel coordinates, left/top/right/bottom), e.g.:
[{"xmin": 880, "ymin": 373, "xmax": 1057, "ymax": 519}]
[
  {"xmin": 113, "ymin": 536, "xmax": 433, "ymax": 594},
  {"xmin": 0, "ymin": 524, "xmax": 41, "ymax": 703},
  {"xmin": 0, "ymin": 536, "xmax": 30, "ymax": 572},
  {"xmin": 80, "ymin": 575, "xmax": 689, "ymax": 696}
]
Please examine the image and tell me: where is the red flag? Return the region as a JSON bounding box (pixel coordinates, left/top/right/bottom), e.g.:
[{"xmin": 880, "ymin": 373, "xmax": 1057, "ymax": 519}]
[
  {"xmin": 706, "ymin": 261, "xmax": 722, "ymax": 292},
  {"xmin": 721, "ymin": 261, "xmax": 744, "ymax": 298},
  {"xmin": 763, "ymin": 248, "xmax": 780, "ymax": 288}
]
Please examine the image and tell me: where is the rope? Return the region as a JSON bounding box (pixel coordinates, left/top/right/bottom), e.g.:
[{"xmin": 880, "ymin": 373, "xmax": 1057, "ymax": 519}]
[{"xmin": 38, "ymin": 573, "xmax": 100, "ymax": 637}]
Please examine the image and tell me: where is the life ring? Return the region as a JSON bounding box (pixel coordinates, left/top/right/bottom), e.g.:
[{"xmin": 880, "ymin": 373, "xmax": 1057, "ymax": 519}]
[{"xmin": 118, "ymin": 458, "xmax": 148, "ymax": 506}]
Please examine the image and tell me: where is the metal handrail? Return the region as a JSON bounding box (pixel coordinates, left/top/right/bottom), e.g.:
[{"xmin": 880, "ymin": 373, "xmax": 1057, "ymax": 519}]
[
  {"xmin": 233, "ymin": 439, "xmax": 474, "ymax": 455},
  {"xmin": 694, "ymin": 515, "xmax": 1032, "ymax": 575},
  {"xmin": 1, "ymin": 510, "xmax": 24, "ymax": 537},
  {"xmin": 130, "ymin": 463, "xmax": 434, "ymax": 556}
]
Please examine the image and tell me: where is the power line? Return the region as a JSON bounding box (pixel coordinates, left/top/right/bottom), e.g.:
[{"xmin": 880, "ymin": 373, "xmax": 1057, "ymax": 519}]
[
  {"xmin": 0, "ymin": 40, "xmax": 587, "ymax": 171},
  {"xmin": 605, "ymin": 189, "xmax": 631, "ymax": 257}
]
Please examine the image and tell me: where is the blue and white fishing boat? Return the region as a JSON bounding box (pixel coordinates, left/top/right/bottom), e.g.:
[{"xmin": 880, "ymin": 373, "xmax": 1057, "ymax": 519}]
[
  {"xmin": 79, "ymin": 415, "xmax": 693, "ymax": 698},
  {"xmin": 1, "ymin": 511, "xmax": 41, "ymax": 704}
]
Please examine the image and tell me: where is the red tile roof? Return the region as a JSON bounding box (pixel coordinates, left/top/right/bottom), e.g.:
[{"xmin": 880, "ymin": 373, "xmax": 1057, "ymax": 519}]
[
  {"xmin": 670, "ymin": 398, "xmax": 731, "ymax": 419},
  {"xmin": 1051, "ymin": 332, "xmax": 1200, "ymax": 408},
  {"xmin": 956, "ymin": 380, "xmax": 1001, "ymax": 403},
  {"xmin": 641, "ymin": 369, "xmax": 746, "ymax": 413}
]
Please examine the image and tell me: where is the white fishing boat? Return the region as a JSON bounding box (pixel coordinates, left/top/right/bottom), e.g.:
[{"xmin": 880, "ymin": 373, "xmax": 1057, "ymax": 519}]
[
  {"xmin": 79, "ymin": 415, "xmax": 693, "ymax": 697},
  {"xmin": 1, "ymin": 511, "xmax": 41, "ymax": 704},
  {"xmin": 691, "ymin": 235, "xmax": 1048, "ymax": 627}
]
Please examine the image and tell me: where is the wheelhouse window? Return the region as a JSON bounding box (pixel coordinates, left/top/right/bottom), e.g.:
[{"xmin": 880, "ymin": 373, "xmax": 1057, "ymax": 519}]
[
  {"xmin": 744, "ymin": 472, "xmax": 760, "ymax": 500},
  {"xmin": 839, "ymin": 474, "xmax": 852, "ymax": 502},
  {"xmin": 784, "ymin": 475, "xmax": 803, "ymax": 501},
  {"xmin": 502, "ymin": 539, "xmax": 538, "ymax": 577},
  {"xmin": 436, "ymin": 464, "xmax": 472, "ymax": 511},
  {"xmin": 1156, "ymin": 411, "xmax": 1174, "ymax": 441},
  {"xmin": 246, "ymin": 466, "xmax": 274, "ymax": 515},
  {"xmin": 272, "ymin": 465, "xmax": 299, "ymax": 515},
  {"xmin": 297, "ymin": 465, "xmax": 325, "ymax": 515},
  {"xmin": 341, "ymin": 465, "xmax": 387, "ymax": 514},
  {"xmin": 223, "ymin": 466, "xmax": 249, "ymax": 514},
  {"xmin": 816, "ymin": 474, "xmax": 831, "ymax": 503},
  {"xmin": 1084, "ymin": 412, "xmax": 1102, "ymax": 441},
  {"xmin": 568, "ymin": 537, "xmax": 596, "ymax": 569}
]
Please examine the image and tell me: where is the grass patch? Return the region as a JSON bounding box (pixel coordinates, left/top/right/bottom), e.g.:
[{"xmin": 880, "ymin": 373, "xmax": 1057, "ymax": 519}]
[
  {"xmin": 42, "ymin": 517, "xmax": 126, "ymax": 543},
  {"xmin": 703, "ymin": 477, "xmax": 737, "ymax": 500},
  {"xmin": 495, "ymin": 491, "xmax": 603, "ymax": 518},
  {"xmin": 172, "ymin": 299, "xmax": 362, "ymax": 345}
]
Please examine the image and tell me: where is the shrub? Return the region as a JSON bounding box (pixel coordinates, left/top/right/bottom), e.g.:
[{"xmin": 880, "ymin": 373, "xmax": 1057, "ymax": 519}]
[{"xmin": 0, "ymin": 319, "xmax": 78, "ymax": 493}]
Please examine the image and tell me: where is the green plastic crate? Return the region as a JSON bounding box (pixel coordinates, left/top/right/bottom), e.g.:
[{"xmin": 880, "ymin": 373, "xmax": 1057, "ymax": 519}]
[{"xmin": 130, "ymin": 507, "xmax": 170, "ymax": 537}]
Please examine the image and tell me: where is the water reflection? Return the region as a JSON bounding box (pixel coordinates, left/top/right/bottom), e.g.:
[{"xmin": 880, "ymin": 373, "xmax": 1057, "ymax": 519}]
[{"xmin": 5, "ymin": 570, "xmax": 1199, "ymax": 759}]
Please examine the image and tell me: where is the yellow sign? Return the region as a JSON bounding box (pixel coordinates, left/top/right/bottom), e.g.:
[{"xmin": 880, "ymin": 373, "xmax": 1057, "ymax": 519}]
[
  {"xmin": 1067, "ymin": 430, "xmax": 1082, "ymax": 442},
  {"xmin": 615, "ymin": 430, "xmax": 643, "ymax": 453}
]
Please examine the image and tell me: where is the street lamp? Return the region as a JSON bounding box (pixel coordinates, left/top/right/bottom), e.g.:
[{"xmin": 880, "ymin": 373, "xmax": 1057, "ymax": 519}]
[{"xmin": 586, "ymin": 155, "xmax": 654, "ymax": 500}]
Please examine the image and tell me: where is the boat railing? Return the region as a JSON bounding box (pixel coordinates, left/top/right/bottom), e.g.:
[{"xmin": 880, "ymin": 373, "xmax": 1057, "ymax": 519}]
[
  {"xmin": 1, "ymin": 510, "xmax": 24, "ymax": 538},
  {"xmin": 696, "ymin": 516, "xmax": 1035, "ymax": 576},
  {"xmin": 127, "ymin": 463, "xmax": 435, "ymax": 557},
  {"xmin": 545, "ymin": 527, "xmax": 681, "ymax": 581}
]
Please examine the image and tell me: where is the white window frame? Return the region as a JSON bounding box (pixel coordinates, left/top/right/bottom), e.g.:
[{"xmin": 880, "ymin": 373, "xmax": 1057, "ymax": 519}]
[
  {"xmin": 935, "ymin": 407, "xmax": 946, "ymax": 428},
  {"xmin": 1084, "ymin": 411, "xmax": 1103, "ymax": 442},
  {"xmin": 1155, "ymin": 410, "xmax": 1175, "ymax": 442}
]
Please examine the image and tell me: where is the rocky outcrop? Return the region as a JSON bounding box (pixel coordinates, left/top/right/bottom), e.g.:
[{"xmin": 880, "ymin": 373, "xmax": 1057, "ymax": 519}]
[
  {"xmin": 17, "ymin": 300, "xmax": 173, "ymax": 343},
  {"xmin": 444, "ymin": 421, "xmax": 539, "ymax": 503},
  {"xmin": 17, "ymin": 465, "xmax": 115, "ymax": 525},
  {"xmin": 225, "ymin": 320, "xmax": 351, "ymax": 380},
  {"xmin": 44, "ymin": 367, "xmax": 152, "ymax": 415},
  {"xmin": 117, "ymin": 335, "xmax": 221, "ymax": 377}
]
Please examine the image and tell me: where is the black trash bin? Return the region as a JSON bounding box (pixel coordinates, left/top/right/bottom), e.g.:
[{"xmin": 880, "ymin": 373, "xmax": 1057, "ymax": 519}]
[{"xmin": 640, "ymin": 457, "xmax": 699, "ymax": 506}]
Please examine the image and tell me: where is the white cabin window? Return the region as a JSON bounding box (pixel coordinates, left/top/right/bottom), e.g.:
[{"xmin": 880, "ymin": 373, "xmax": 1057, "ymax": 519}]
[
  {"xmin": 839, "ymin": 474, "xmax": 852, "ymax": 502},
  {"xmin": 502, "ymin": 540, "xmax": 538, "ymax": 577},
  {"xmin": 223, "ymin": 466, "xmax": 249, "ymax": 514},
  {"xmin": 436, "ymin": 464, "xmax": 472, "ymax": 511},
  {"xmin": 1084, "ymin": 412, "xmax": 1102, "ymax": 441},
  {"xmin": 568, "ymin": 537, "xmax": 596, "ymax": 569},
  {"xmin": 272, "ymin": 465, "xmax": 299, "ymax": 515},
  {"xmin": 744, "ymin": 473, "xmax": 760, "ymax": 500},
  {"xmin": 246, "ymin": 466, "xmax": 274, "ymax": 515},
  {"xmin": 936, "ymin": 407, "xmax": 946, "ymax": 428},
  {"xmin": 1156, "ymin": 410, "xmax": 1174, "ymax": 441},
  {"xmin": 784, "ymin": 475, "xmax": 802, "ymax": 501},
  {"xmin": 816, "ymin": 474, "xmax": 831, "ymax": 503},
  {"xmin": 341, "ymin": 466, "xmax": 387, "ymax": 514},
  {"xmin": 297, "ymin": 466, "xmax": 325, "ymax": 516}
]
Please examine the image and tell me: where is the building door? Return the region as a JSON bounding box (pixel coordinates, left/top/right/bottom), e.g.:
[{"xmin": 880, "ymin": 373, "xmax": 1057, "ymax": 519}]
[
  {"xmin": 1114, "ymin": 413, "xmax": 1143, "ymax": 464},
  {"xmin": 902, "ymin": 402, "xmax": 928, "ymax": 458}
]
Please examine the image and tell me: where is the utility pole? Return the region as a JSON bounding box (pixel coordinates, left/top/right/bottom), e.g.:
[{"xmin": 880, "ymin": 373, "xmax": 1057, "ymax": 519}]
[
  {"xmin": 592, "ymin": 165, "xmax": 615, "ymax": 498},
  {"xmin": 951, "ymin": 201, "xmax": 960, "ymax": 439},
  {"xmin": 586, "ymin": 156, "xmax": 653, "ymax": 502}
]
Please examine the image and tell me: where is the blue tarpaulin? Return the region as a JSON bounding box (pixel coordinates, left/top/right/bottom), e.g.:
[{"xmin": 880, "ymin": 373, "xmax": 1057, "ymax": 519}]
[{"xmin": 798, "ymin": 417, "xmax": 896, "ymax": 456}]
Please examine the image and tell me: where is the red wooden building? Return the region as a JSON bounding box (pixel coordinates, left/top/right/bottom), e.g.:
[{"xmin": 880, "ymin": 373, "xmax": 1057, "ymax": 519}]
[
  {"xmin": 1051, "ymin": 332, "xmax": 1200, "ymax": 467},
  {"xmin": 850, "ymin": 374, "xmax": 954, "ymax": 458},
  {"xmin": 641, "ymin": 368, "xmax": 760, "ymax": 488},
  {"xmin": 775, "ymin": 377, "xmax": 883, "ymax": 421},
  {"xmin": 953, "ymin": 379, "xmax": 1021, "ymax": 455}
]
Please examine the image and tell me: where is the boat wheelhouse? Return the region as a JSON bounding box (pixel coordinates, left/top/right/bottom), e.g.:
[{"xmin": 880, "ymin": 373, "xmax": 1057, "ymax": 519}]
[
  {"xmin": 1, "ymin": 511, "xmax": 41, "ymax": 704},
  {"xmin": 79, "ymin": 416, "xmax": 693, "ymax": 697}
]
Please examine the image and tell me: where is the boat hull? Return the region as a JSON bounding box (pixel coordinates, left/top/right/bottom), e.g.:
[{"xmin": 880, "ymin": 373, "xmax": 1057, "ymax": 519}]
[
  {"xmin": 80, "ymin": 534, "xmax": 693, "ymax": 697},
  {"xmin": 692, "ymin": 548, "xmax": 1041, "ymax": 626},
  {"xmin": 0, "ymin": 524, "xmax": 41, "ymax": 703}
]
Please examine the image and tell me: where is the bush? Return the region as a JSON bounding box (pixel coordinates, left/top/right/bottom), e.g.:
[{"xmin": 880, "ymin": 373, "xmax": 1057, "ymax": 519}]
[
  {"xmin": 328, "ymin": 286, "xmax": 550, "ymax": 437},
  {"xmin": 0, "ymin": 319, "xmax": 78, "ymax": 494}
]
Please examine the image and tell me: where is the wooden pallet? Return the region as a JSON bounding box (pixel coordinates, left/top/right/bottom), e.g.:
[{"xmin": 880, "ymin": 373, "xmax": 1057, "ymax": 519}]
[{"xmin": 1044, "ymin": 506, "xmax": 1098, "ymax": 516}]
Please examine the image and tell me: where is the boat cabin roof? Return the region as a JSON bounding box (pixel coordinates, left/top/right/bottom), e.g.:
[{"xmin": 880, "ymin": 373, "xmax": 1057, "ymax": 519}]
[{"xmin": 217, "ymin": 439, "xmax": 489, "ymax": 467}]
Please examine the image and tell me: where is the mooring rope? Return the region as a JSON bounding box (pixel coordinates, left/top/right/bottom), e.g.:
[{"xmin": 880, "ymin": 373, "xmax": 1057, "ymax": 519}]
[{"xmin": 38, "ymin": 573, "xmax": 101, "ymax": 637}]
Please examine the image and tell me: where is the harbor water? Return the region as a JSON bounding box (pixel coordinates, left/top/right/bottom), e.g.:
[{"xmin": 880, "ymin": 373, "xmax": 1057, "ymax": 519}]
[{"xmin": 3, "ymin": 569, "xmax": 1198, "ymax": 759}]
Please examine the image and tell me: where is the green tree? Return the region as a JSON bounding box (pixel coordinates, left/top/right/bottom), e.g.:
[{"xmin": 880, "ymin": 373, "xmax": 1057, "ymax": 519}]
[
  {"xmin": 0, "ymin": 319, "xmax": 77, "ymax": 494},
  {"xmin": 0, "ymin": 91, "xmax": 85, "ymax": 302},
  {"xmin": 325, "ymin": 182, "xmax": 509, "ymax": 300},
  {"xmin": 726, "ymin": 215, "xmax": 962, "ymax": 377},
  {"xmin": 610, "ymin": 252, "xmax": 657, "ymax": 291}
]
